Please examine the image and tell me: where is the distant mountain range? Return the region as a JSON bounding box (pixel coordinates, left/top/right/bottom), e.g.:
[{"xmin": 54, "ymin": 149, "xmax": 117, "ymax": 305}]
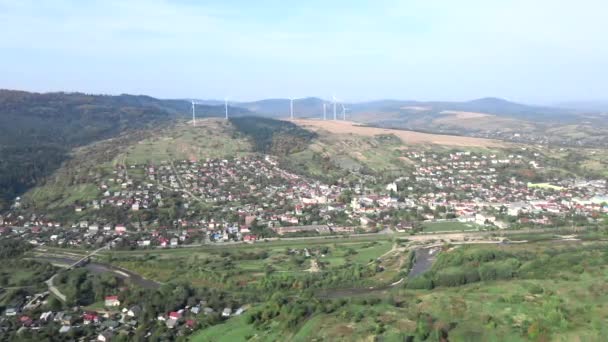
[
  {"xmin": 195, "ymin": 96, "xmax": 587, "ymax": 123},
  {"xmin": 557, "ymin": 101, "xmax": 608, "ymax": 112},
  {"xmin": 0, "ymin": 88, "xmax": 606, "ymax": 208}
]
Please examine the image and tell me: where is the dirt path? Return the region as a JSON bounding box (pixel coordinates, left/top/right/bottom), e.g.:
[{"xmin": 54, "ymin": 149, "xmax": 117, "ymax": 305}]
[{"xmin": 307, "ymin": 259, "xmax": 320, "ymax": 273}]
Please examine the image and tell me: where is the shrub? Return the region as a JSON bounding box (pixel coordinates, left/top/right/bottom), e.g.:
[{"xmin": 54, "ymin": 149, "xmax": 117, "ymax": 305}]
[
  {"xmin": 407, "ymin": 275, "xmax": 434, "ymax": 290},
  {"xmin": 434, "ymin": 267, "xmax": 467, "ymax": 287}
]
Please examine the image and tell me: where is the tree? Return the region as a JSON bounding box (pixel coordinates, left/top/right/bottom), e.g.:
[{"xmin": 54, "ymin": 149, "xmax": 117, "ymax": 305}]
[
  {"xmin": 338, "ymin": 190, "xmax": 353, "ymax": 204},
  {"xmin": 47, "ymin": 296, "xmax": 63, "ymax": 310}
]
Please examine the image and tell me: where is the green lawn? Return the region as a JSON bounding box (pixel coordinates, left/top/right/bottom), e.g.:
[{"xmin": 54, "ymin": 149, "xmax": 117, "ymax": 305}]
[
  {"xmin": 422, "ymin": 221, "xmax": 476, "ymax": 232},
  {"xmin": 83, "ymin": 300, "xmax": 107, "ymax": 311},
  {"xmin": 191, "ymin": 315, "xmax": 257, "ymax": 342},
  {"xmin": 349, "ymin": 241, "xmax": 393, "ymax": 264}
]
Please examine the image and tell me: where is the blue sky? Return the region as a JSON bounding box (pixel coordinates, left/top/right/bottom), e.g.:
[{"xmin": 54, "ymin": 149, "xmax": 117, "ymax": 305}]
[{"xmin": 0, "ymin": 0, "xmax": 606, "ymax": 103}]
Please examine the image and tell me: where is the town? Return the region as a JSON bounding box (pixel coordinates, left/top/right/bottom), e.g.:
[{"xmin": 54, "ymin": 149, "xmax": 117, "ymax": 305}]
[
  {"xmin": 1, "ymin": 149, "xmax": 606, "ymax": 253},
  {"xmin": 0, "ymin": 275, "xmax": 248, "ymax": 340}
]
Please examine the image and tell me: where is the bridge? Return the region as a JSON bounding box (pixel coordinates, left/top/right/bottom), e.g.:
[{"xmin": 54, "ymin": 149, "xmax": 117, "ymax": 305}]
[{"xmin": 44, "ymin": 244, "xmax": 110, "ymax": 302}]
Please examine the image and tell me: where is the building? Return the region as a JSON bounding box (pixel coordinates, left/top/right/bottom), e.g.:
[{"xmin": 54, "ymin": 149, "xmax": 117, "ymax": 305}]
[
  {"xmin": 273, "ymin": 225, "xmax": 331, "ymax": 235},
  {"xmin": 97, "ymin": 331, "xmax": 114, "ymax": 342},
  {"xmin": 127, "ymin": 305, "xmax": 141, "ymax": 317},
  {"xmin": 386, "ymin": 182, "xmax": 398, "ymax": 192},
  {"xmin": 104, "ymin": 296, "xmax": 120, "ymax": 307}
]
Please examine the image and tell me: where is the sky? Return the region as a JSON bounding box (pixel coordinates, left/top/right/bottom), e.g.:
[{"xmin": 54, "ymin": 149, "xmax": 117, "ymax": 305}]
[{"xmin": 0, "ymin": 0, "xmax": 607, "ymax": 104}]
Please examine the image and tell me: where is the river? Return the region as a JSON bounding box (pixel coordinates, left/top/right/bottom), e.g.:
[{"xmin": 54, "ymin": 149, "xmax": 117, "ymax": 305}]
[
  {"xmin": 36, "ymin": 256, "xmax": 161, "ymax": 289},
  {"xmin": 408, "ymin": 247, "xmax": 439, "ymax": 279}
]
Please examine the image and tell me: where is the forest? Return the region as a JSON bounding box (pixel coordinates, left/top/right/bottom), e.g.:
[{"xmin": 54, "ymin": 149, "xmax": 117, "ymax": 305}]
[
  {"xmin": 229, "ymin": 116, "xmax": 317, "ymax": 156},
  {"xmin": 0, "ymin": 90, "xmax": 186, "ymax": 209}
]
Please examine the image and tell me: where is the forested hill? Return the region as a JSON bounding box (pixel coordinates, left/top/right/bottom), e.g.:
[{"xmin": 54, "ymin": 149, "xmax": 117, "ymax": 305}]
[
  {"xmin": 0, "ymin": 90, "xmax": 186, "ymax": 209},
  {"xmin": 229, "ymin": 117, "xmax": 317, "ymax": 155}
]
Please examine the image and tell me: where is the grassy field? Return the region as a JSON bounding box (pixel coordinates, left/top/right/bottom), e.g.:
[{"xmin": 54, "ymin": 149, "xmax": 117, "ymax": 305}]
[
  {"xmin": 25, "ymin": 178, "xmax": 101, "ymax": 210},
  {"xmin": 193, "ymin": 239, "xmax": 608, "ymax": 341},
  {"xmin": 286, "ymin": 130, "xmax": 414, "ymax": 179},
  {"xmin": 123, "ymin": 119, "xmax": 251, "ymax": 165},
  {"xmin": 191, "ymin": 315, "xmax": 277, "ymax": 341},
  {"xmin": 422, "ymin": 221, "xmax": 477, "ymax": 232},
  {"xmin": 0, "ymin": 259, "xmax": 57, "ymax": 289},
  {"xmin": 527, "ymin": 182, "xmax": 565, "ymax": 191},
  {"xmin": 106, "ymin": 239, "xmax": 398, "ymax": 289}
]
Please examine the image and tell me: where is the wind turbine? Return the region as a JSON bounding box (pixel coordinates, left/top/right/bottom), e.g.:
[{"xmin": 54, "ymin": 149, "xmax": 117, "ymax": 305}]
[
  {"xmin": 341, "ymin": 103, "xmax": 348, "ymax": 121},
  {"xmin": 191, "ymin": 100, "xmax": 196, "ymax": 127},
  {"xmin": 322, "ymin": 102, "xmax": 327, "ymax": 120},
  {"xmin": 224, "ymin": 97, "xmax": 229, "ymax": 120},
  {"xmin": 290, "ymin": 98, "xmax": 294, "ymax": 120},
  {"xmin": 332, "ymin": 95, "xmax": 337, "ymax": 120}
]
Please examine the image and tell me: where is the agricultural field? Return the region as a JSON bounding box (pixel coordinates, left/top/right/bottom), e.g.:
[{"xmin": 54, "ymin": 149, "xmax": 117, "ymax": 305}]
[
  {"xmin": 292, "ymin": 119, "xmax": 507, "ymax": 148},
  {"xmin": 432, "ymin": 111, "xmax": 536, "ymax": 134}
]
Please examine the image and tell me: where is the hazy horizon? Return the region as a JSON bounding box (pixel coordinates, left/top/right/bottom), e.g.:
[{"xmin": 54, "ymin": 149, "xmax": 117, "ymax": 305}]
[{"xmin": 1, "ymin": 0, "xmax": 607, "ymax": 104}]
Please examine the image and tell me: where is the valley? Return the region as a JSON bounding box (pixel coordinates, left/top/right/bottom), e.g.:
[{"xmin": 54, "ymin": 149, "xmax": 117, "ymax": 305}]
[
  {"xmin": 3, "ymin": 1, "xmax": 608, "ymax": 340},
  {"xmin": 1, "ymin": 92, "xmax": 607, "ymax": 341}
]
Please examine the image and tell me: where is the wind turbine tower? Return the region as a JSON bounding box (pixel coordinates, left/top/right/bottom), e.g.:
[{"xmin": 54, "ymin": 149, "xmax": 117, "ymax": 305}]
[
  {"xmin": 322, "ymin": 103, "xmax": 327, "ymax": 120},
  {"xmin": 341, "ymin": 103, "xmax": 347, "ymax": 121},
  {"xmin": 332, "ymin": 95, "xmax": 337, "ymax": 120},
  {"xmin": 290, "ymin": 98, "xmax": 294, "ymax": 120},
  {"xmin": 224, "ymin": 97, "xmax": 228, "ymax": 120},
  {"xmin": 191, "ymin": 100, "xmax": 196, "ymax": 127}
]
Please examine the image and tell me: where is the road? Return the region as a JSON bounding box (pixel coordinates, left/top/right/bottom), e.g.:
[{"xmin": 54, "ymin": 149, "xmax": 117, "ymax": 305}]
[
  {"xmin": 140, "ymin": 226, "xmax": 578, "ymax": 251},
  {"xmin": 169, "ymin": 160, "xmax": 206, "ymax": 203},
  {"xmin": 39, "ymin": 256, "xmax": 161, "ymax": 290},
  {"xmin": 32, "ymin": 227, "xmax": 591, "ymax": 301},
  {"xmin": 43, "ymin": 244, "xmax": 110, "ymax": 302}
]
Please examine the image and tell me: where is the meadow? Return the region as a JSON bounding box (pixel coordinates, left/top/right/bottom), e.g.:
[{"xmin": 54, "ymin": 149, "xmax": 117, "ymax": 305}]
[
  {"xmin": 193, "ymin": 239, "xmax": 608, "ymax": 341},
  {"xmin": 122, "ymin": 119, "xmax": 252, "ymax": 165},
  {"xmin": 421, "ymin": 221, "xmax": 477, "ymax": 233},
  {"xmin": 105, "ymin": 238, "xmax": 398, "ymax": 290}
]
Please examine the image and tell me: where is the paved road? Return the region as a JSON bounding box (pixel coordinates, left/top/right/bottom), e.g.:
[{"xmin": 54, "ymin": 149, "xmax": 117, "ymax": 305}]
[
  {"xmin": 38, "ymin": 256, "xmax": 161, "ymax": 290},
  {"xmin": 43, "ymin": 244, "xmax": 110, "ymax": 302},
  {"xmin": 170, "ymin": 160, "xmax": 206, "ymax": 203},
  {"xmin": 45, "ymin": 275, "xmax": 66, "ymax": 302},
  {"xmin": 144, "ymin": 226, "xmax": 580, "ymax": 251}
]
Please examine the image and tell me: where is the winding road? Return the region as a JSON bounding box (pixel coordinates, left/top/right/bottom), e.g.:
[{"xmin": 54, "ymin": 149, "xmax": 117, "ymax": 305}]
[
  {"xmin": 41, "ymin": 244, "xmax": 118, "ymax": 302},
  {"xmin": 40, "ymin": 256, "xmax": 161, "ymax": 290}
]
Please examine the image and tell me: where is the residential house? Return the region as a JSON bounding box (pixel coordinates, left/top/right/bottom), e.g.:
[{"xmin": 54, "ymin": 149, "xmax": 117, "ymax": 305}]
[
  {"xmin": 83, "ymin": 312, "xmax": 100, "ymax": 325},
  {"xmin": 104, "ymin": 296, "xmax": 120, "ymax": 307},
  {"xmin": 127, "ymin": 305, "xmax": 141, "ymax": 317},
  {"xmin": 98, "ymin": 331, "xmax": 114, "ymax": 342}
]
